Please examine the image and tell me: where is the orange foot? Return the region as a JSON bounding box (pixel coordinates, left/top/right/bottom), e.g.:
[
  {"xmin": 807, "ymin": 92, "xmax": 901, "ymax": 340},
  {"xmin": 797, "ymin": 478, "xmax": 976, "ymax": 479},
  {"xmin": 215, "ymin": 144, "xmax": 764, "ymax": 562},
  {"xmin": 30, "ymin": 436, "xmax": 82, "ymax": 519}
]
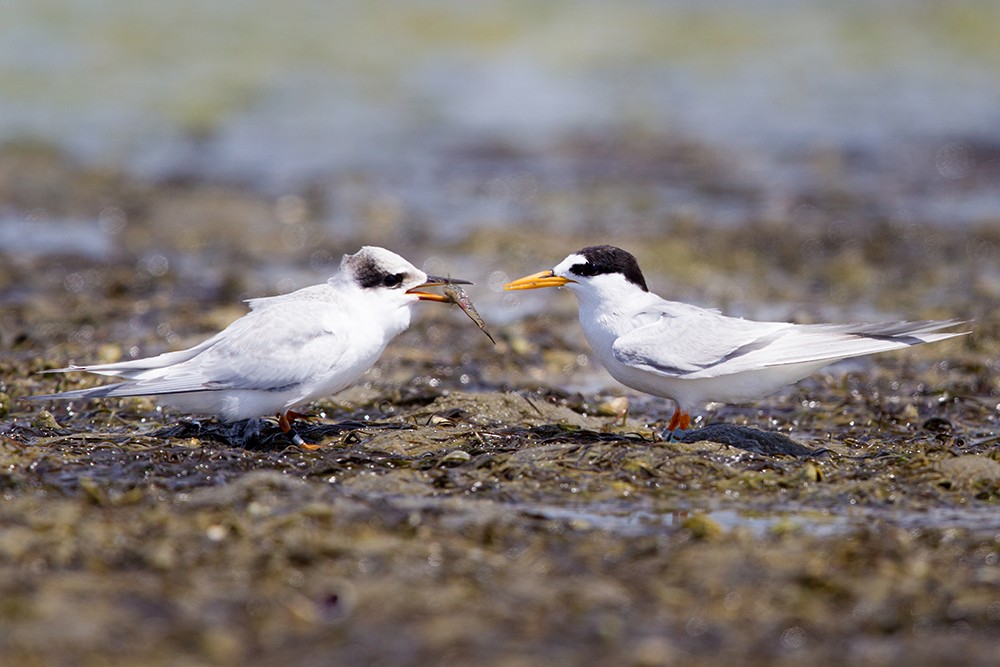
[{"xmin": 277, "ymin": 411, "xmax": 320, "ymax": 450}]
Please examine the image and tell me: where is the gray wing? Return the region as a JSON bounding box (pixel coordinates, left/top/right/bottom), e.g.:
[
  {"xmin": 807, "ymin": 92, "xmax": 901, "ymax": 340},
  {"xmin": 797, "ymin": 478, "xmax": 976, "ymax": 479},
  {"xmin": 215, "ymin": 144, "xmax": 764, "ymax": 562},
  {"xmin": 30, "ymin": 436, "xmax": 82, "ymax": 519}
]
[
  {"xmin": 613, "ymin": 308, "xmax": 966, "ymax": 380},
  {"xmin": 32, "ymin": 297, "xmax": 347, "ymax": 400},
  {"xmin": 611, "ymin": 307, "xmax": 788, "ymax": 378}
]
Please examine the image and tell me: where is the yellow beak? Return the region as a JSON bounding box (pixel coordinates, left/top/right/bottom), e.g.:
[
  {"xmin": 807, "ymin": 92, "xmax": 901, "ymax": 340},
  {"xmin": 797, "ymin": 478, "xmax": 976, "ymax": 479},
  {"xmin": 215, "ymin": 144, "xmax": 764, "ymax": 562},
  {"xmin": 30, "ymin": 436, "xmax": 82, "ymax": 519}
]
[{"xmin": 503, "ymin": 270, "xmax": 573, "ymax": 290}]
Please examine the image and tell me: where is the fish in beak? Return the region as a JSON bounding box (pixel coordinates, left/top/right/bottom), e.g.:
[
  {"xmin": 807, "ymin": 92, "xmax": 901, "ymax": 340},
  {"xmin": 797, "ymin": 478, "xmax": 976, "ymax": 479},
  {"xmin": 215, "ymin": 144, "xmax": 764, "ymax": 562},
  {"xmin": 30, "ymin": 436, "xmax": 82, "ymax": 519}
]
[{"xmin": 407, "ymin": 275, "xmax": 473, "ymax": 302}]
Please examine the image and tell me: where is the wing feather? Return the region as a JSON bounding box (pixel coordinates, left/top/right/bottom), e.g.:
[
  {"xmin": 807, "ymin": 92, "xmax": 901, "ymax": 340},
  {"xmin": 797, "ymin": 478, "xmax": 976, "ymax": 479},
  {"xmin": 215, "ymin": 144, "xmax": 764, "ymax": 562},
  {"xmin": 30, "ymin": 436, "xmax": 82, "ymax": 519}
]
[
  {"xmin": 613, "ymin": 311, "xmax": 966, "ymax": 380},
  {"xmin": 33, "ymin": 297, "xmax": 348, "ymax": 400}
]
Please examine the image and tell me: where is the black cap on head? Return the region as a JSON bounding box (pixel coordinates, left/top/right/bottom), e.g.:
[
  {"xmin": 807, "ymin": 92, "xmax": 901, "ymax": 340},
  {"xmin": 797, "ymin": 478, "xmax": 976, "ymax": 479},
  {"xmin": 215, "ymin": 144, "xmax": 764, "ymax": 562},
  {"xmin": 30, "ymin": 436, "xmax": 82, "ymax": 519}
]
[{"xmin": 568, "ymin": 245, "xmax": 648, "ymax": 292}]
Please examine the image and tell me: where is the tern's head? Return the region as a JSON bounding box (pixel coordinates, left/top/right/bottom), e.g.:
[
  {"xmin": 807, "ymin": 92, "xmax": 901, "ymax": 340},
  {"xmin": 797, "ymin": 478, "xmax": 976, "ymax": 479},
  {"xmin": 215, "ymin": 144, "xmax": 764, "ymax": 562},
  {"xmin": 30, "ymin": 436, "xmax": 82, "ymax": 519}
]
[
  {"xmin": 504, "ymin": 245, "xmax": 649, "ymax": 302},
  {"xmin": 338, "ymin": 246, "xmax": 469, "ymax": 305}
]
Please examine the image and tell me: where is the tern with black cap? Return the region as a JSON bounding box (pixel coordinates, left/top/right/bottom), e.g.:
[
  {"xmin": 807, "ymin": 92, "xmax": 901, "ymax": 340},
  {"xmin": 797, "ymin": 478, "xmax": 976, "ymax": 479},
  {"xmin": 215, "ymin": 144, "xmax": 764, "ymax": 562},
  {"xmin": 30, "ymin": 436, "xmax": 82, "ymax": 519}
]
[{"xmin": 506, "ymin": 245, "xmax": 967, "ymax": 435}]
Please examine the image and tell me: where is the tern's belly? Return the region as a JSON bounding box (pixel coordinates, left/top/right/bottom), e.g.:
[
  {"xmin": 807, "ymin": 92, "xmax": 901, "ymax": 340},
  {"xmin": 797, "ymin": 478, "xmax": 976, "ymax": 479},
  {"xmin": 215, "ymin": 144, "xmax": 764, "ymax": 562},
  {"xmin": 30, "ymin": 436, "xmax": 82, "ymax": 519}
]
[{"xmin": 604, "ymin": 357, "xmax": 830, "ymax": 409}]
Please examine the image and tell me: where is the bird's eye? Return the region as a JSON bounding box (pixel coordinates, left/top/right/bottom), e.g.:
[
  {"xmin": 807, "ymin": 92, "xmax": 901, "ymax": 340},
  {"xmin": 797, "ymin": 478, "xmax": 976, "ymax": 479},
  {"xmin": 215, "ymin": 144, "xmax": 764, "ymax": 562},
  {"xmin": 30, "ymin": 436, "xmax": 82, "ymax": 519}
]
[{"xmin": 383, "ymin": 273, "xmax": 403, "ymax": 288}]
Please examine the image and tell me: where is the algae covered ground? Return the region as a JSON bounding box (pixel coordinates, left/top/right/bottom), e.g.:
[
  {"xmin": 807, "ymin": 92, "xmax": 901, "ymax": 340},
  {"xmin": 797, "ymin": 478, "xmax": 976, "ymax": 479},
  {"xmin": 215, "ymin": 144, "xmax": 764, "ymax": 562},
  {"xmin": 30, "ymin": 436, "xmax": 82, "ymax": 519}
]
[{"xmin": 1, "ymin": 143, "xmax": 999, "ymax": 666}]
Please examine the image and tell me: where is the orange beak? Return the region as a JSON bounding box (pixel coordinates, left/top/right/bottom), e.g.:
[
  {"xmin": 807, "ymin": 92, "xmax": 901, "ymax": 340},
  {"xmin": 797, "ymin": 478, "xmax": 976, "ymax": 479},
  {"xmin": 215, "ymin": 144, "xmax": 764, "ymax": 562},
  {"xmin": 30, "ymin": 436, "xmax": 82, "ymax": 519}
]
[{"xmin": 503, "ymin": 270, "xmax": 573, "ymax": 290}]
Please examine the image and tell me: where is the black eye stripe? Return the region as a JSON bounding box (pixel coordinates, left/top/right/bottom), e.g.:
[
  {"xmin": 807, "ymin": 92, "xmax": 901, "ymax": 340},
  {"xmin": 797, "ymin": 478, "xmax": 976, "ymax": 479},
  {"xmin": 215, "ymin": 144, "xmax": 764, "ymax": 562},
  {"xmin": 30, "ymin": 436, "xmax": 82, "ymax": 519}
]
[
  {"xmin": 355, "ymin": 262, "xmax": 407, "ymax": 289},
  {"xmin": 569, "ymin": 262, "xmax": 600, "ymax": 276}
]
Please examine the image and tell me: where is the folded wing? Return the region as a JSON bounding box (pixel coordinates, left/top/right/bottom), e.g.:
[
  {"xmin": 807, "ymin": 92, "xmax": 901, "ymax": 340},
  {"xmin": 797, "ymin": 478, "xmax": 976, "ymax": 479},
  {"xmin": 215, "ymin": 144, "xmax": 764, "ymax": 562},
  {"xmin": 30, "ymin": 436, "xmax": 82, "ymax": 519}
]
[
  {"xmin": 31, "ymin": 299, "xmax": 346, "ymax": 400},
  {"xmin": 613, "ymin": 309, "xmax": 966, "ymax": 380}
]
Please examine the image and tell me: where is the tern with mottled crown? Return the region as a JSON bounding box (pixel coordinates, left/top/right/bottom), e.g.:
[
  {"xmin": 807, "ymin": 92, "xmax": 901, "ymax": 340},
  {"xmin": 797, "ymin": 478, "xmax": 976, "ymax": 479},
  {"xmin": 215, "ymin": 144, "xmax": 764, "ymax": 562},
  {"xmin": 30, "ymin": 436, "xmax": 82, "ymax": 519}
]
[{"xmin": 30, "ymin": 246, "xmax": 471, "ymax": 447}]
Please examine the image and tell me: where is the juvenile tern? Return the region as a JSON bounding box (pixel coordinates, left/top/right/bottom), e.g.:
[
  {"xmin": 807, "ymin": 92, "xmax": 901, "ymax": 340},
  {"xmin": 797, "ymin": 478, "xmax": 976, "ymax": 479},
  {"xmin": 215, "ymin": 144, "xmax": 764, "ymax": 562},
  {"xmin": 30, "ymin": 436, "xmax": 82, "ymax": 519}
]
[
  {"xmin": 505, "ymin": 245, "xmax": 967, "ymax": 433},
  {"xmin": 30, "ymin": 246, "xmax": 470, "ymax": 447}
]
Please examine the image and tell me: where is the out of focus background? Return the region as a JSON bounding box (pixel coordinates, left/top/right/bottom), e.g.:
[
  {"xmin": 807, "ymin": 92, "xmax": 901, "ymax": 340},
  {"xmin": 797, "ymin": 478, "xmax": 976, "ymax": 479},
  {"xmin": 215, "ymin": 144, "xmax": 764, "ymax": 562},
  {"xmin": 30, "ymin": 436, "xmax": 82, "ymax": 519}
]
[
  {"xmin": 2, "ymin": 1, "xmax": 998, "ymax": 269},
  {"xmin": 4, "ymin": 0, "xmax": 999, "ymax": 198}
]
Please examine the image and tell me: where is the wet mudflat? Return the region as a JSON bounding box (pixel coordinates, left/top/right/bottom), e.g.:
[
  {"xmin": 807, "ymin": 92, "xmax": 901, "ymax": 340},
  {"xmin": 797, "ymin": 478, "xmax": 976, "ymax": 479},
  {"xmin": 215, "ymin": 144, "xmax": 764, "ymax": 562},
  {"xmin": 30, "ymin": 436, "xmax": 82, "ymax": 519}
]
[{"xmin": 1, "ymin": 144, "xmax": 999, "ymax": 666}]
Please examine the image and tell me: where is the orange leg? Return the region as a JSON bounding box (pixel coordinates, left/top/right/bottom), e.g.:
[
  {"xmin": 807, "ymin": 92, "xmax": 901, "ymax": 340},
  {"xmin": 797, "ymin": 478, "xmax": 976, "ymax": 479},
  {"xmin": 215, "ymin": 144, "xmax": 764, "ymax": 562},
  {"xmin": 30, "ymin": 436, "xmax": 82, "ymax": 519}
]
[
  {"xmin": 277, "ymin": 411, "xmax": 320, "ymax": 450},
  {"xmin": 678, "ymin": 411, "xmax": 691, "ymax": 431},
  {"xmin": 666, "ymin": 407, "xmax": 691, "ymax": 433}
]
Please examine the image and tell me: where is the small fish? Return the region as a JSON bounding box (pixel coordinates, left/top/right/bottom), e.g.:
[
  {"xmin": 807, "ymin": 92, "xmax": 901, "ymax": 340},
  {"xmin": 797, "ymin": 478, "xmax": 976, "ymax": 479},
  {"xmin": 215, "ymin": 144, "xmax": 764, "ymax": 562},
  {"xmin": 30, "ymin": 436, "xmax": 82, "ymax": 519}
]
[{"xmin": 443, "ymin": 283, "xmax": 496, "ymax": 345}]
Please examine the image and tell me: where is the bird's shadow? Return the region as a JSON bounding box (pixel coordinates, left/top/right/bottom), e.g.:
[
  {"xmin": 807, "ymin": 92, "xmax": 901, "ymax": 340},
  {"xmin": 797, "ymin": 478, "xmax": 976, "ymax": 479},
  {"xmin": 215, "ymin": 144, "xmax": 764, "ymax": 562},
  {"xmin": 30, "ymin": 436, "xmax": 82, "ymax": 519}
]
[
  {"xmin": 677, "ymin": 423, "xmax": 819, "ymax": 457},
  {"xmin": 150, "ymin": 418, "xmax": 410, "ymax": 451},
  {"xmin": 147, "ymin": 418, "xmax": 819, "ymax": 457}
]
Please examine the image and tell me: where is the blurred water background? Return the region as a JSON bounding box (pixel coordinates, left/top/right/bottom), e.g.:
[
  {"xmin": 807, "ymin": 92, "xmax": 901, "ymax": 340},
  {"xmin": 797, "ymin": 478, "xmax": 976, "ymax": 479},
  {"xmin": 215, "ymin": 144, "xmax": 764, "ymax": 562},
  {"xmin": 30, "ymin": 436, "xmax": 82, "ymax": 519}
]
[{"xmin": 3, "ymin": 0, "xmax": 999, "ymax": 227}]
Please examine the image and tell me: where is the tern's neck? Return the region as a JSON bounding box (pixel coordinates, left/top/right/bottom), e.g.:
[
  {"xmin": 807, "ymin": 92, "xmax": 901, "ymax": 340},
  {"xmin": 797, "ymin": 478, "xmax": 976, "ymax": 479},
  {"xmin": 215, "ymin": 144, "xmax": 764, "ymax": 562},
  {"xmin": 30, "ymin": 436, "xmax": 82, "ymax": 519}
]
[{"xmin": 572, "ymin": 284, "xmax": 651, "ymax": 347}]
